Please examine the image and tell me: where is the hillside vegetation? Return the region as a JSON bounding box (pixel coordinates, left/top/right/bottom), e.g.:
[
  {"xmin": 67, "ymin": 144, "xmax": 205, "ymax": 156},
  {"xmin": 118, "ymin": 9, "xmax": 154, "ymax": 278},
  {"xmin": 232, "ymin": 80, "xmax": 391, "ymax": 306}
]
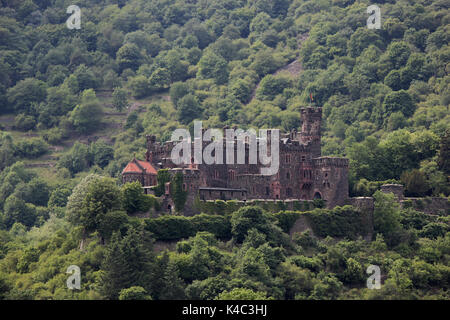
[{"xmin": 0, "ymin": 0, "xmax": 448, "ymax": 300}]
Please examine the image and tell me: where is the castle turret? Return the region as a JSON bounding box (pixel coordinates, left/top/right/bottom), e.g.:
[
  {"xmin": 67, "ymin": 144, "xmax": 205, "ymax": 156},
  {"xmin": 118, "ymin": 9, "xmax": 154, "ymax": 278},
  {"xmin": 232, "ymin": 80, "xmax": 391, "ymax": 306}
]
[
  {"xmin": 146, "ymin": 135, "xmax": 156, "ymax": 163},
  {"xmin": 300, "ymin": 107, "xmax": 322, "ymax": 158}
]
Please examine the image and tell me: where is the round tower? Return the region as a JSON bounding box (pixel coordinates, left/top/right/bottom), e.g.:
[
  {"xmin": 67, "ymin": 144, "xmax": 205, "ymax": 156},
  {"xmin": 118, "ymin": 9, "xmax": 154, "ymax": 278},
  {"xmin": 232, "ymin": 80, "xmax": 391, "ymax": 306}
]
[{"xmin": 300, "ymin": 106, "xmax": 322, "ymax": 158}]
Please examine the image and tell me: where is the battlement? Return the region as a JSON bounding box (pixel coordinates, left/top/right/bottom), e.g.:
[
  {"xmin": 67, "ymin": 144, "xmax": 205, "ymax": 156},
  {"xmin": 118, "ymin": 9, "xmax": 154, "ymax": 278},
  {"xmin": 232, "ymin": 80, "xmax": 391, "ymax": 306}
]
[
  {"xmin": 300, "ymin": 106, "xmax": 322, "ymax": 115},
  {"xmin": 313, "ymin": 157, "xmax": 349, "ymax": 168}
]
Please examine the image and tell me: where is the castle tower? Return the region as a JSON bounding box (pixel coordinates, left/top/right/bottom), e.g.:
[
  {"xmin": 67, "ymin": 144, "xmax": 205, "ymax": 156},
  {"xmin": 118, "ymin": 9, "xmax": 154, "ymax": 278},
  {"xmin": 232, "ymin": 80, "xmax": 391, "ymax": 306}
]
[
  {"xmin": 300, "ymin": 107, "xmax": 322, "ymax": 158},
  {"xmin": 146, "ymin": 135, "xmax": 156, "ymax": 163}
]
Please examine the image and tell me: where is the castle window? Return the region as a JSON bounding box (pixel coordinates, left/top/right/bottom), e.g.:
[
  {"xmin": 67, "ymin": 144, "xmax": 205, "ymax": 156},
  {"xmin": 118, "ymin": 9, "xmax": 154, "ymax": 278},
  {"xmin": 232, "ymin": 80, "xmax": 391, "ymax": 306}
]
[
  {"xmin": 286, "ymin": 188, "xmax": 292, "ymax": 197},
  {"xmin": 214, "ymin": 170, "xmax": 219, "ymax": 179},
  {"xmin": 286, "ymin": 172, "xmax": 290, "ymax": 180},
  {"xmin": 266, "ymin": 187, "xmax": 270, "ymax": 195},
  {"xmin": 301, "ymin": 155, "xmax": 306, "ymax": 162},
  {"xmin": 285, "ymin": 154, "xmax": 291, "ymax": 163},
  {"xmin": 183, "ymin": 183, "xmax": 187, "ymax": 191},
  {"xmin": 229, "ymin": 170, "xmax": 236, "ymax": 180}
]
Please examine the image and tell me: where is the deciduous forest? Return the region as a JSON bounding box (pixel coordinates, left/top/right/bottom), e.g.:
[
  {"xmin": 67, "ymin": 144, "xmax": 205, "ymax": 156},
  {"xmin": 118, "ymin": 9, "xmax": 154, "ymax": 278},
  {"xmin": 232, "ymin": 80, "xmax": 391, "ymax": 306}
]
[{"xmin": 0, "ymin": 0, "xmax": 448, "ymax": 300}]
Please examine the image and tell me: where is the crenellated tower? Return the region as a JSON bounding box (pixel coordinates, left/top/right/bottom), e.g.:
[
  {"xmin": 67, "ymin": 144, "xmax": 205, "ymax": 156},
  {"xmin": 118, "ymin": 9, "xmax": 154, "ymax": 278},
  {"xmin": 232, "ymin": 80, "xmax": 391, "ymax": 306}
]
[{"xmin": 299, "ymin": 106, "xmax": 322, "ymax": 158}]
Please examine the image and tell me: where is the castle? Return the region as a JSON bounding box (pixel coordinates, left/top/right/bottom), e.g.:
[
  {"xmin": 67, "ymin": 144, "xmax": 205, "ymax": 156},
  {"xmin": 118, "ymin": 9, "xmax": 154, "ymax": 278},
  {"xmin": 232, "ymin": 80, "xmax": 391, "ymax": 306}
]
[{"xmin": 122, "ymin": 107, "xmax": 350, "ymax": 214}]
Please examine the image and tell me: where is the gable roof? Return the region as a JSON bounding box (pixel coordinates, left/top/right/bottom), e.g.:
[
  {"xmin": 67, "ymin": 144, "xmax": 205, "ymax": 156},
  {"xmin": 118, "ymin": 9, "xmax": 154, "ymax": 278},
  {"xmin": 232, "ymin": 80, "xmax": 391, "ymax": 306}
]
[{"xmin": 122, "ymin": 158, "xmax": 157, "ymax": 175}]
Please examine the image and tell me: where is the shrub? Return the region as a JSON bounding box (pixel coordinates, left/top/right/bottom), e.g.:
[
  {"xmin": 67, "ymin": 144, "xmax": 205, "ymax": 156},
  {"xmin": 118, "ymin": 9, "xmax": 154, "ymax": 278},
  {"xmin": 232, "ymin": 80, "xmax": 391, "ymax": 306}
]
[
  {"xmin": 119, "ymin": 286, "xmax": 152, "ymax": 300},
  {"xmin": 274, "ymin": 211, "xmax": 301, "ymax": 233},
  {"xmin": 144, "ymin": 214, "xmax": 232, "ymax": 241},
  {"xmin": 14, "ymin": 138, "xmax": 48, "ymax": 159},
  {"xmin": 14, "ymin": 114, "xmax": 36, "ymax": 131},
  {"xmin": 144, "ymin": 215, "xmax": 195, "ymax": 240}
]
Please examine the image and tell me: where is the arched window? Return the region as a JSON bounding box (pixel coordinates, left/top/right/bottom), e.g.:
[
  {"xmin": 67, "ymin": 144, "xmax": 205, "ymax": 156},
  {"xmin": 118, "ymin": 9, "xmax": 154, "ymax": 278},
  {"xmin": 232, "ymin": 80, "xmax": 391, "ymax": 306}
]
[{"xmin": 286, "ymin": 171, "xmax": 290, "ymax": 180}]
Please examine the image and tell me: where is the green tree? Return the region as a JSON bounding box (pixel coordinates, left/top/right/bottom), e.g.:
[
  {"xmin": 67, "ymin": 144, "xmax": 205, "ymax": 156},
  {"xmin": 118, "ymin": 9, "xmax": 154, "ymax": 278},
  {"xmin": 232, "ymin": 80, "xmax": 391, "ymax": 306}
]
[
  {"xmin": 373, "ymin": 191, "xmax": 403, "ymax": 247},
  {"xmin": 401, "ymin": 169, "xmax": 430, "ymax": 197},
  {"xmin": 177, "ymin": 94, "xmax": 203, "ymax": 124},
  {"xmin": 197, "ymin": 51, "xmax": 229, "ymax": 85},
  {"xmin": 231, "ymin": 206, "xmax": 274, "ymax": 243},
  {"xmin": 48, "ymin": 187, "xmax": 71, "ymax": 208},
  {"xmin": 66, "ymin": 174, "xmax": 121, "ymax": 234},
  {"xmin": 122, "ymin": 181, "xmax": 152, "ymax": 214},
  {"xmin": 3, "ymin": 195, "xmax": 36, "ymax": 229},
  {"xmin": 170, "ymin": 82, "xmax": 190, "ymax": 108},
  {"xmin": 129, "ymin": 75, "xmax": 150, "ymax": 98},
  {"xmin": 116, "ymin": 43, "xmax": 142, "ymax": 71},
  {"xmin": 70, "ymin": 89, "xmax": 102, "ymax": 134},
  {"xmin": 6, "ymin": 78, "xmax": 47, "ymax": 114},
  {"xmin": 159, "ymin": 261, "xmax": 186, "ymax": 300},
  {"xmin": 90, "ymin": 140, "xmax": 114, "ymax": 169},
  {"xmin": 382, "ymin": 90, "xmax": 415, "ymax": 118},
  {"xmin": 112, "ymin": 87, "xmax": 128, "ymax": 112},
  {"xmin": 216, "ymin": 288, "xmax": 270, "ymax": 300},
  {"xmin": 119, "ymin": 286, "xmax": 152, "ymax": 300},
  {"xmin": 438, "ymin": 130, "xmax": 450, "ymax": 175},
  {"xmin": 100, "ymin": 228, "xmax": 154, "ymax": 299},
  {"xmin": 58, "ymin": 142, "xmax": 91, "ymax": 175},
  {"xmin": 149, "ymin": 68, "xmax": 171, "ymax": 91},
  {"xmin": 73, "ymin": 65, "xmax": 97, "ymax": 92},
  {"xmin": 79, "ymin": 177, "xmax": 122, "ymax": 233},
  {"xmin": 256, "ymin": 75, "xmax": 290, "ymax": 100}
]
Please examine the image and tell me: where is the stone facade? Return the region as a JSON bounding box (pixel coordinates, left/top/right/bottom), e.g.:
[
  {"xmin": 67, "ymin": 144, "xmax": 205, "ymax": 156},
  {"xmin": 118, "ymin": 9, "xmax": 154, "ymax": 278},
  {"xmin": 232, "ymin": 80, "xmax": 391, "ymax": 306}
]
[
  {"xmin": 380, "ymin": 184, "xmax": 404, "ymax": 200},
  {"xmin": 123, "ymin": 106, "xmax": 350, "ymax": 213}
]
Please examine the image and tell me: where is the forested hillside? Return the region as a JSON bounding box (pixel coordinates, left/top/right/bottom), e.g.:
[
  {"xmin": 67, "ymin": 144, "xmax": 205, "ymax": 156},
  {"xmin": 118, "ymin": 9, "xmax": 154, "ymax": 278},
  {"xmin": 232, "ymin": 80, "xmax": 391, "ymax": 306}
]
[{"xmin": 0, "ymin": 0, "xmax": 449, "ymax": 300}]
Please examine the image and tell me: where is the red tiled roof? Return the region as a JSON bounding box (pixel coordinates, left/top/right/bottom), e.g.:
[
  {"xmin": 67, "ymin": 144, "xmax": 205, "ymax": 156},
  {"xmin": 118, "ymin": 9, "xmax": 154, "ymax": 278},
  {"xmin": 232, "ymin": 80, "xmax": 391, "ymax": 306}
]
[
  {"xmin": 122, "ymin": 159, "xmax": 157, "ymax": 175},
  {"xmin": 136, "ymin": 160, "xmax": 157, "ymax": 174}
]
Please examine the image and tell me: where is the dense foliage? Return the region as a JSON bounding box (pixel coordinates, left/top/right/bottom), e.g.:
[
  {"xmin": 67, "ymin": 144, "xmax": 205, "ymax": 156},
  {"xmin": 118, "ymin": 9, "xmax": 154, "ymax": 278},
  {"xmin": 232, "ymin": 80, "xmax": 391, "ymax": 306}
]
[{"xmin": 0, "ymin": 0, "xmax": 448, "ymax": 300}]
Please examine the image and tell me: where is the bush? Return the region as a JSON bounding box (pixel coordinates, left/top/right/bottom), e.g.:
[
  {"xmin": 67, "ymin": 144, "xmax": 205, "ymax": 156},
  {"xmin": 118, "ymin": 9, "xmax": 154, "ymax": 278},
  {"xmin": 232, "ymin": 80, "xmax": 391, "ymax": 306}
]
[
  {"xmin": 144, "ymin": 215, "xmax": 195, "ymax": 240},
  {"xmin": 274, "ymin": 211, "xmax": 301, "ymax": 233},
  {"xmin": 307, "ymin": 206, "xmax": 370, "ymax": 239},
  {"xmin": 191, "ymin": 214, "xmax": 232, "ymax": 239},
  {"xmin": 13, "ymin": 114, "xmax": 36, "ymax": 131},
  {"xmin": 119, "ymin": 286, "xmax": 152, "ymax": 300},
  {"xmin": 231, "ymin": 206, "xmax": 274, "ymax": 243},
  {"xmin": 43, "ymin": 127, "xmax": 64, "ymax": 145},
  {"xmin": 419, "ymin": 223, "xmax": 449, "ymax": 239},
  {"xmin": 14, "ymin": 138, "xmax": 48, "ymax": 159},
  {"xmin": 144, "ymin": 214, "xmax": 232, "ymax": 241},
  {"xmin": 122, "ymin": 182, "xmax": 156, "ymax": 214}
]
